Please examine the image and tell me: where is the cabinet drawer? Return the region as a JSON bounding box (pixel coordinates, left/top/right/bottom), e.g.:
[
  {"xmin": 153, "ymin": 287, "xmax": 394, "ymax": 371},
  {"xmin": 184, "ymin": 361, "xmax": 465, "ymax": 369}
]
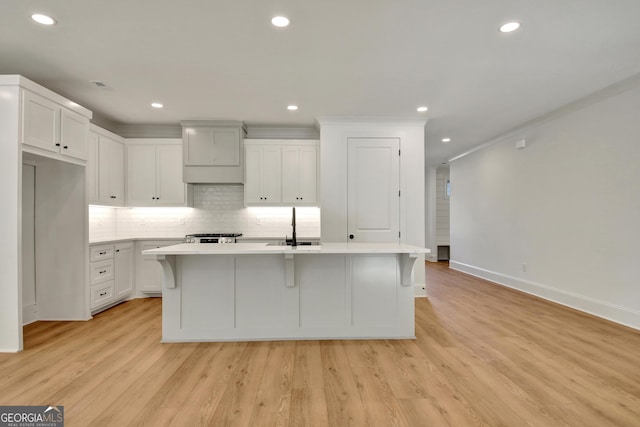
[
  {"xmin": 90, "ymin": 259, "xmax": 114, "ymax": 285},
  {"xmin": 90, "ymin": 245, "xmax": 114, "ymax": 262},
  {"xmin": 90, "ymin": 280, "xmax": 115, "ymax": 309}
]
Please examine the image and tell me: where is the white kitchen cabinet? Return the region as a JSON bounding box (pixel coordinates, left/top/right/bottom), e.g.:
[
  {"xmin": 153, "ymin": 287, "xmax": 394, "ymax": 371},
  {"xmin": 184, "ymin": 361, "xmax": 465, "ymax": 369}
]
[
  {"xmin": 245, "ymin": 144, "xmax": 282, "ymax": 205},
  {"xmin": 126, "ymin": 139, "xmax": 191, "ymax": 207},
  {"xmin": 181, "ymin": 121, "xmax": 246, "ymax": 183},
  {"xmin": 282, "ymin": 145, "xmax": 319, "ymax": 205},
  {"xmin": 89, "ymin": 241, "xmax": 133, "ymax": 313},
  {"xmin": 22, "ymin": 90, "xmax": 89, "ymax": 161},
  {"xmin": 245, "ymin": 139, "xmax": 319, "ymax": 206},
  {"xmin": 136, "ymin": 240, "xmax": 180, "ymax": 293},
  {"xmin": 87, "ymin": 125, "xmax": 125, "ymax": 206},
  {"xmin": 114, "ymin": 243, "xmax": 134, "ymax": 299}
]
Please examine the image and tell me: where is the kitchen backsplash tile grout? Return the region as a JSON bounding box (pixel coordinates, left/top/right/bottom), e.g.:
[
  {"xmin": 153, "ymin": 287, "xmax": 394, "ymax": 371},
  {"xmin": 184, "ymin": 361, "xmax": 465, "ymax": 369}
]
[{"xmin": 89, "ymin": 185, "xmax": 321, "ymax": 241}]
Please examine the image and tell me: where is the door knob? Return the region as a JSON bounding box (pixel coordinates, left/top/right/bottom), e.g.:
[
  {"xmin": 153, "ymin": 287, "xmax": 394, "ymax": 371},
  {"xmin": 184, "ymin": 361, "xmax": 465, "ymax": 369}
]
[{"xmin": 349, "ymin": 234, "xmax": 354, "ymax": 239}]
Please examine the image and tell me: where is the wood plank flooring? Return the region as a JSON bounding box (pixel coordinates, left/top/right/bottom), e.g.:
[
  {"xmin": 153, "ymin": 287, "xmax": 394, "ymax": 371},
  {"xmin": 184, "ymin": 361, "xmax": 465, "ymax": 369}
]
[{"xmin": 2, "ymin": 262, "xmax": 640, "ymax": 426}]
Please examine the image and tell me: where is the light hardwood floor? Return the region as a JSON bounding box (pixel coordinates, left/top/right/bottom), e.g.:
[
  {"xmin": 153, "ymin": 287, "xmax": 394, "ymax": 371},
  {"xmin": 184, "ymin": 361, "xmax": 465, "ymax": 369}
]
[{"xmin": 2, "ymin": 262, "xmax": 640, "ymax": 426}]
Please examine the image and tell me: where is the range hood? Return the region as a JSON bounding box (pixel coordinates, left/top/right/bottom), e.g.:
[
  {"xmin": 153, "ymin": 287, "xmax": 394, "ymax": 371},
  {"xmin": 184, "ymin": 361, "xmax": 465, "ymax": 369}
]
[{"xmin": 181, "ymin": 120, "xmax": 246, "ymax": 184}]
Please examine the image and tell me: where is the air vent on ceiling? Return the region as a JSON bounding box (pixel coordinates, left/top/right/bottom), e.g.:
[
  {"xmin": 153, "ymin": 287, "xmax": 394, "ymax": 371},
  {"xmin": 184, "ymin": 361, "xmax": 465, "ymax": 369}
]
[{"xmin": 89, "ymin": 80, "xmax": 108, "ymax": 88}]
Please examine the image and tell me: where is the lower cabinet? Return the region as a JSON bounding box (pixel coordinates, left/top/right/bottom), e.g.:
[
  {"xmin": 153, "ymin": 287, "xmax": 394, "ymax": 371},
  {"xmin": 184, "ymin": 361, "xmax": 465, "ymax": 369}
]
[
  {"xmin": 89, "ymin": 242, "xmax": 133, "ymax": 313},
  {"xmin": 136, "ymin": 240, "xmax": 179, "ymax": 293}
]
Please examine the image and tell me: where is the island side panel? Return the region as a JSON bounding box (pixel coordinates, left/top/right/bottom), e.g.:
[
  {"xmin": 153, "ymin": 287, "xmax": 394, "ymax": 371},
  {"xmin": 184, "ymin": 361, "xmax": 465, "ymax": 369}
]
[{"xmin": 161, "ymin": 252, "xmax": 415, "ymax": 341}]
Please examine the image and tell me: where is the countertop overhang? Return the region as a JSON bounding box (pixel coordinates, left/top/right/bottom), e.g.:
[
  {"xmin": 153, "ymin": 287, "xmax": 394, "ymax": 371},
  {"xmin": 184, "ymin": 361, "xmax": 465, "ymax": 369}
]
[{"xmin": 142, "ymin": 242, "xmax": 430, "ymax": 256}]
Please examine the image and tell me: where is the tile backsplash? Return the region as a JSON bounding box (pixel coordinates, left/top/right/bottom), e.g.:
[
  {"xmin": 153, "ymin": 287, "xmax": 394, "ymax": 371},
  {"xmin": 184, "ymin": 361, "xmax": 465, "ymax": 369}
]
[{"xmin": 89, "ymin": 185, "xmax": 321, "ymax": 241}]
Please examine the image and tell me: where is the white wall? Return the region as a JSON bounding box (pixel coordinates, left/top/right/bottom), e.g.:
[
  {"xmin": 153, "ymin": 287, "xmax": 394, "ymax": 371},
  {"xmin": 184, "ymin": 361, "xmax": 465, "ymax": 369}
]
[
  {"xmin": 319, "ymin": 118, "xmax": 427, "ymax": 289},
  {"xmin": 0, "ymin": 84, "xmax": 22, "ymax": 351},
  {"xmin": 450, "ymin": 82, "xmax": 640, "ymax": 329}
]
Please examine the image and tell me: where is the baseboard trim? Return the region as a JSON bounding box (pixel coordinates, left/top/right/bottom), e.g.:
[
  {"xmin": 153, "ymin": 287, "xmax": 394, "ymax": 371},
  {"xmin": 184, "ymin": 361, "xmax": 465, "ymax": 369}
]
[{"xmin": 449, "ymin": 260, "xmax": 640, "ymax": 331}]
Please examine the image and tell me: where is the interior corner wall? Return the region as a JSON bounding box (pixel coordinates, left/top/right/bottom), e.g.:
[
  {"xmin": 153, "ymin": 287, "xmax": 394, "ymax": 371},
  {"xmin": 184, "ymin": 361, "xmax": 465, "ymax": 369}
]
[
  {"xmin": 450, "ymin": 83, "xmax": 640, "ymax": 330},
  {"xmin": 0, "ymin": 85, "xmax": 22, "ymax": 352}
]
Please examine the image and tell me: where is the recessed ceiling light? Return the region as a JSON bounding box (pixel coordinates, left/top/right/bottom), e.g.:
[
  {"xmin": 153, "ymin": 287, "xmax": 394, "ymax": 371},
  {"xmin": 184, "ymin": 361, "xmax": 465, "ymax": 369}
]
[
  {"xmin": 271, "ymin": 16, "xmax": 290, "ymax": 27},
  {"xmin": 31, "ymin": 13, "xmax": 56, "ymax": 25},
  {"xmin": 441, "ymin": 138, "xmax": 452, "ymax": 143},
  {"xmin": 417, "ymin": 106, "xmax": 428, "ymax": 112},
  {"xmin": 499, "ymin": 22, "xmax": 521, "ymax": 33},
  {"xmin": 151, "ymin": 102, "xmax": 163, "ymax": 109},
  {"xmin": 287, "ymin": 105, "xmax": 298, "ymax": 111}
]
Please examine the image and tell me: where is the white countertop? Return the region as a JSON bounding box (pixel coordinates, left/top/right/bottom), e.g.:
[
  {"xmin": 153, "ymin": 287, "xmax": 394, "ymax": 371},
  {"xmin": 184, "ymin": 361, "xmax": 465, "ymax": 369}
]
[{"xmin": 142, "ymin": 242, "xmax": 430, "ymax": 256}]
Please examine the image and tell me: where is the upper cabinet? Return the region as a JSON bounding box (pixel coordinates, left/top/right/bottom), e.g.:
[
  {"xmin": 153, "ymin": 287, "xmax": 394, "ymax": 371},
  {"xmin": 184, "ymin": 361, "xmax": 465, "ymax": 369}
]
[
  {"xmin": 245, "ymin": 144, "xmax": 282, "ymax": 205},
  {"xmin": 87, "ymin": 125, "xmax": 125, "ymax": 206},
  {"xmin": 22, "ymin": 90, "xmax": 90, "ymax": 161},
  {"xmin": 126, "ymin": 139, "xmax": 192, "ymax": 207},
  {"xmin": 282, "ymin": 145, "xmax": 319, "ymax": 206},
  {"xmin": 244, "ymin": 139, "xmax": 319, "ymax": 207},
  {"xmin": 181, "ymin": 120, "xmax": 246, "ymax": 184}
]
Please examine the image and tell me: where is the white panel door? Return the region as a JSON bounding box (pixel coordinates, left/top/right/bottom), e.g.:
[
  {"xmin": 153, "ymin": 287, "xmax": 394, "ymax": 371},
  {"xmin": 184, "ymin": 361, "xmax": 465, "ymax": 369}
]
[
  {"xmin": 60, "ymin": 108, "xmax": 88, "ymax": 160},
  {"xmin": 127, "ymin": 145, "xmax": 157, "ymax": 204},
  {"xmin": 156, "ymin": 145, "xmax": 185, "ymax": 204},
  {"xmin": 114, "ymin": 243, "xmax": 134, "ymax": 299},
  {"xmin": 22, "ymin": 91, "xmax": 59, "ymax": 153},
  {"xmin": 347, "ymin": 138, "xmax": 400, "ymax": 243}
]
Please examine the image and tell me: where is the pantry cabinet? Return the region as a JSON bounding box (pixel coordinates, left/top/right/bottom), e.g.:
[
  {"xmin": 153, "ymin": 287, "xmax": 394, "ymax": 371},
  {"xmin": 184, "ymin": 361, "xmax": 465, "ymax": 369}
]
[
  {"xmin": 87, "ymin": 125, "xmax": 125, "ymax": 206},
  {"xmin": 126, "ymin": 139, "xmax": 192, "ymax": 207},
  {"xmin": 244, "ymin": 139, "xmax": 319, "ymax": 206},
  {"xmin": 22, "ymin": 90, "xmax": 89, "ymax": 161}
]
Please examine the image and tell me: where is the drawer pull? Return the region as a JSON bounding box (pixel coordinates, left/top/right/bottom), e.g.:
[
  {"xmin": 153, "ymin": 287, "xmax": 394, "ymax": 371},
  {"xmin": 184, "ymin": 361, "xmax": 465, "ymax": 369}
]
[
  {"xmin": 99, "ymin": 270, "xmax": 107, "ymax": 274},
  {"xmin": 99, "ymin": 291, "xmax": 108, "ymax": 297},
  {"xmin": 99, "ymin": 251, "xmax": 107, "ymax": 255}
]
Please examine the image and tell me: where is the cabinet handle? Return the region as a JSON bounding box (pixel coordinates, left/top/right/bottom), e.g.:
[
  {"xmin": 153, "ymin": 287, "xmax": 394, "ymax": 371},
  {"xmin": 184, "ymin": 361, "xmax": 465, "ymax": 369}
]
[
  {"xmin": 99, "ymin": 270, "xmax": 107, "ymax": 274},
  {"xmin": 116, "ymin": 249, "xmax": 120, "ymax": 253},
  {"xmin": 110, "ymin": 195, "xmax": 116, "ymax": 199},
  {"xmin": 99, "ymin": 291, "xmax": 108, "ymax": 297},
  {"xmin": 55, "ymin": 143, "xmax": 61, "ymax": 147},
  {"xmin": 152, "ymin": 197, "xmax": 155, "ymax": 200},
  {"xmin": 349, "ymin": 234, "xmax": 354, "ymax": 239},
  {"xmin": 98, "ymin": 251, "xmax": 107, "ymax": 255},
  {"xmin": 63, "ymin": 145, "xmax": 68, "ymax": 149}
]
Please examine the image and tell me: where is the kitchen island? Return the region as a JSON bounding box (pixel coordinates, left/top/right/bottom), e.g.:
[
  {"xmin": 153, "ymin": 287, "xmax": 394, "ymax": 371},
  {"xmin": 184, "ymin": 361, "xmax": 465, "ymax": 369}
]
[{"xmin": 143, "ymin": 243, "xmax": 429, "ymax": 342}]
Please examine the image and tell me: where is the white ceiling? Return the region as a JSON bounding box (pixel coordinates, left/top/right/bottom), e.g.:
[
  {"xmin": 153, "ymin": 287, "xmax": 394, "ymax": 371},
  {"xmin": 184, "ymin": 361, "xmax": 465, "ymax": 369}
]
[{"xmin": 2, "ymin": 1, "xmax": 640, "ymax": 165}]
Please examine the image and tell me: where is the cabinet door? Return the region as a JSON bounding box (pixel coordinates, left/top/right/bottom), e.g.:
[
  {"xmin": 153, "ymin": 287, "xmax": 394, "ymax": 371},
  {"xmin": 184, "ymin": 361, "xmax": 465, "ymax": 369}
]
[
  {"xmin": 99, "ymin": 137, "xmax": 125, "ymax": 205},
  {"xmin": 22, "ymin": 91, "xmax": 59, "ymax": 153},
  {"xmin": 110, "ymin": 141, "xmax": 125, "ymax": 202},
  {"xmin": 244, "ymin": 146, "xmax": 263, "ymax": 204},
  {"xmin": 281, "ymin": 147, "xmax": 300, "ymax": 204},
  {"xmin": 156, "ymin": 145, "xmax": 185, "ymax": 204},
  {"xmin": 138, "ymin": 241, "xmax": 175, "ymax": 293},
  {"xmin": 127, "ymin": 145, "xmax": 157, "ymax": 205},
  {"xmin": 114, "ymin": 243, "xmax": 134, "ymax": 299},
  {"xmin": 60, "ymin": 108, "xmax": 88, "ymax": 160},
  {"xmin": 297, "ymin": 146, "xmax": 318, "ymax": 205},
  {"xmin": 261, "ymin": 146, "xmax": 282, "ymax": 204},
  {"xmin": 86, "ymin": 130, "xmax": 99, "ymax": 203},
  {"xmin": 184, "ymin": 127, "xmax": 240, "ymax": 166}
]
